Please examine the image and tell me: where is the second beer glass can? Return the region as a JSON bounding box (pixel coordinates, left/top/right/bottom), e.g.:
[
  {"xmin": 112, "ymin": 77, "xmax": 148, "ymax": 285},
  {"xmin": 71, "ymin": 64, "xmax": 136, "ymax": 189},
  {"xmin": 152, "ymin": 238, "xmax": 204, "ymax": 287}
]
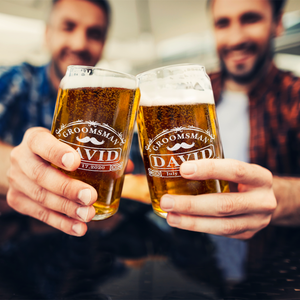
[
  {"xmin": 136, "ymin": 64, "xmax": 229, "ymax": 218},
  {"xmin": 51, "ymin": 66, "xmax": 140, "ymax": 220}
]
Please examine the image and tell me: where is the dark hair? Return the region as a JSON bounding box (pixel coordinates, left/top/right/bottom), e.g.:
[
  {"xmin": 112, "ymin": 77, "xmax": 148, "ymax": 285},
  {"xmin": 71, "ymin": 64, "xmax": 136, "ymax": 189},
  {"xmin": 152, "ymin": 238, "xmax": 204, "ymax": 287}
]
[
  {"xmin": 207, "ymin": 0, "xmax": 286, "ymax": 20},
  {"xmin": 52, "ymin": 0, "xmax": 111, "ymax": 26},
  {"xmin": 271, "ymin": 0, "xmax": 287, "ymax": 20}
]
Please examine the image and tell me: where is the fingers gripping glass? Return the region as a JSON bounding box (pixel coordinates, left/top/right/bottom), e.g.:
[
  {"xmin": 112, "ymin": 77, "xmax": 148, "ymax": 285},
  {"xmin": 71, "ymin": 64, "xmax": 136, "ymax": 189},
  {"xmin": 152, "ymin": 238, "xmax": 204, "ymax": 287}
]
[
  {"xmin": 51, "ymin": 66, "xmax": 140, "ymax": 220},
  {"xmin": 136, "ymin": 64, "xmax": 230, "ymax": 218}
]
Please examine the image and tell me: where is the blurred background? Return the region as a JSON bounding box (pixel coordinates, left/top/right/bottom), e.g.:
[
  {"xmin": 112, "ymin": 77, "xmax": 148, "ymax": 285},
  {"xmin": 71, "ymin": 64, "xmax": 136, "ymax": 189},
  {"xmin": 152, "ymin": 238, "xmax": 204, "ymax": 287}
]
[{"xmin": 0, "ymin": 0, "xmax": 299, "ymax": 76}]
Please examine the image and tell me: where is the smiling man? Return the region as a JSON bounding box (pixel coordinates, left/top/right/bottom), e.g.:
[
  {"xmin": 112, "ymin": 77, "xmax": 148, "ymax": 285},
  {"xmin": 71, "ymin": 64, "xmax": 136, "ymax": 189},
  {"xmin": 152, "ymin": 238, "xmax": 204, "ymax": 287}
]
[
  {"xmin": 160, "ymin": 0, "xmax": 300, "ymax": 239},
  {"xmin": 212, "ymin": 0, "xmax": 283, "ymax": 89},
  {"xmin": 46, "ymin": 0, "xmax": 109, "ymax": 90},
  {"xmin": 0, "ymin": 0, "xmax": 110, "ymax": 146},
  {"xmin": 0, "ymin": 0, "xmax": 112, "ymax": 236}
]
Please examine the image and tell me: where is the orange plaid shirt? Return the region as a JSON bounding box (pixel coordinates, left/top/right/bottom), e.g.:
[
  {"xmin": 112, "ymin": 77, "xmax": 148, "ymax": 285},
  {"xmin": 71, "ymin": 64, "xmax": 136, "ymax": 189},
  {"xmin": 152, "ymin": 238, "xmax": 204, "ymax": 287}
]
[{"xmin": 210, "ymin": 64, "xmax": 300, "ymax": 176}]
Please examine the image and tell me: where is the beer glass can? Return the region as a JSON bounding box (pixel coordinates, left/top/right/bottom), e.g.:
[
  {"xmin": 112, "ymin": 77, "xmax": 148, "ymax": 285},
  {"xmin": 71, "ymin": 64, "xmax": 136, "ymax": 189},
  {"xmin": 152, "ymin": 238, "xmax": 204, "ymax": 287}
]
[
  {"xmin": 136, "ymin": 64, "xmax": 229, "ymax": 218},
  {"xmin": 51, "ymin": 65, "xmax": 140, "ymax": 220}
]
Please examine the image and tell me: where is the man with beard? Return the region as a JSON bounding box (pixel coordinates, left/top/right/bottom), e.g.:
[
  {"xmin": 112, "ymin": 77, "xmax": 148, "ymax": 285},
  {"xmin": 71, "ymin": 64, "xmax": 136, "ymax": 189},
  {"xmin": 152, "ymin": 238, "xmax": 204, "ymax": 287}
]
[
  {"xmin": 0, "ymin": 0, "xmax": 115, "ymax": 236},
  {"xmin": 4, "ymin": 0, "xmax": 300, "ymax": 239},
  {"xmin": 160, "ymin": 0, "xmax": 300, "ymax": 240}
]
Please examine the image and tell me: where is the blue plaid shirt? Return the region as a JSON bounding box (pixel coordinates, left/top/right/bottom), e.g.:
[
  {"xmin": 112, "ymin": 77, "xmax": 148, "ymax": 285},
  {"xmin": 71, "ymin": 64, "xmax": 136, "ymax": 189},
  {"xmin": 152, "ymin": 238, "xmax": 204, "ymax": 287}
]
[{"xmin": 0, "ymin": 63, "xmax": 57, "ymax": 146}]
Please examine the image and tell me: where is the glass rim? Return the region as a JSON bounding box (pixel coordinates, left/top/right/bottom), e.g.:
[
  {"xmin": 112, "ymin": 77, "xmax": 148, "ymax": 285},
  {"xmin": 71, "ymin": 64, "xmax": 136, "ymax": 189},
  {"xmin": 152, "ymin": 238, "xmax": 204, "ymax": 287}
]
[
  {"xmin": 66, "ymin": 65, "xmax": 137, "ymax": 81},
  {"xmin": 136, "ymin": 63, "xmax": 206, "ymax": 80}
]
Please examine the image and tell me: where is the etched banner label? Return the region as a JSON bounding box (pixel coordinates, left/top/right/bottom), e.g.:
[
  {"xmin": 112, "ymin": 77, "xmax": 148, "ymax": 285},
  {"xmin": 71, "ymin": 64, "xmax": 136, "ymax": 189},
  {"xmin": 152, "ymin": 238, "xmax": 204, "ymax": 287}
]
[
  {"xmin": 55, "ymin": 120, "xmax": 126, "ymax": 172},
  {"xmin": 145, "ymin": 126, "xmax": 216, "ymax": 178}
]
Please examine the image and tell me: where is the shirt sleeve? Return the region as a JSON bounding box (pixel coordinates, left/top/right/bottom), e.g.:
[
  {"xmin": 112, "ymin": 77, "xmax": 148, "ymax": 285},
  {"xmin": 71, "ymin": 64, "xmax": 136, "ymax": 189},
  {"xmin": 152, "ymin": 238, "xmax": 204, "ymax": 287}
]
[
  {"xmin": 0, "ymin": 64, "xmax": 30, "ymax": 144},
  {"xmin": 291, "ymin": 76, "xmax": 300, "ymax": 172}
]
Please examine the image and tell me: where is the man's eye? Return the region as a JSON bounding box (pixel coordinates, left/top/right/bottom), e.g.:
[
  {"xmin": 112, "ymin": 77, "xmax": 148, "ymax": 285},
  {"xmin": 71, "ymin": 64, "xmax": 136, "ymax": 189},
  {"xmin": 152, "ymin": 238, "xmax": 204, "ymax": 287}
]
[
  {"xmin": 241, "ymin": 14, "xmax": 262, "ymax": 24},
  {"xmin": 215, "ymin": 19, "xmax": 229, "ymax": 29},
  {"xmin": 88, "ymin": 29, "xmax": 104, "ymax": 41},
  {"xmin": 62, "ymin": 22, "xmax": 75, "ymax": 31}
]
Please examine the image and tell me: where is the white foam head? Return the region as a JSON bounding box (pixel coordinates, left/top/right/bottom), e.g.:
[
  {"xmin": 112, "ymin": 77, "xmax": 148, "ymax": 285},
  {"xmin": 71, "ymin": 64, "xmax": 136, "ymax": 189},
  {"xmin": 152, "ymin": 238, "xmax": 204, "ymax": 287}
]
[
  {"xmin": 139, "ymin": 82, "xmax": 215, "ymax": 106},
  {"xmin": 60, "ymin": 67, "xmax": 137, "ymax": 90},
  {"xmin": 137, "ymin": 64, "xmax": 215, "ymax": 106}
]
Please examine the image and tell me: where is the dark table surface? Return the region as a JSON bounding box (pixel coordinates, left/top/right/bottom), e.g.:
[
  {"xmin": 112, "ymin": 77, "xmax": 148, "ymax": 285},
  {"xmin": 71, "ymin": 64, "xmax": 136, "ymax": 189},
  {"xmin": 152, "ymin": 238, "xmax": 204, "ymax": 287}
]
[{"xmin": 1, "ymin": 196, "xmax": 300, "ymax": 300}]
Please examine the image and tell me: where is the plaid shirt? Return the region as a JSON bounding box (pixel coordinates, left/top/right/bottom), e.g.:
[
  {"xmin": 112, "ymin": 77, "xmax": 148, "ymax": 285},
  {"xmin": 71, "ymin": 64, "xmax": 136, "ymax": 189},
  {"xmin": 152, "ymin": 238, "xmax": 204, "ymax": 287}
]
[
  {"xmin": 210, "ymin": 64, "xmax": 300, "ymax": 176},
  {"xmin": 0, "ymin": 63, "xmax": 57, "ymax": 146}
]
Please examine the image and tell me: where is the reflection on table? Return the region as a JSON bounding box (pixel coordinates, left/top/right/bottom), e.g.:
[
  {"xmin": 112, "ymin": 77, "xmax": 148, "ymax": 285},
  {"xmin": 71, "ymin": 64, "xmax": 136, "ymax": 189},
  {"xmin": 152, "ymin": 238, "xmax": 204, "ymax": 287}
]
[{"xmin": 1, "ymin": 199, "xmax": 300, "ymax": 300}]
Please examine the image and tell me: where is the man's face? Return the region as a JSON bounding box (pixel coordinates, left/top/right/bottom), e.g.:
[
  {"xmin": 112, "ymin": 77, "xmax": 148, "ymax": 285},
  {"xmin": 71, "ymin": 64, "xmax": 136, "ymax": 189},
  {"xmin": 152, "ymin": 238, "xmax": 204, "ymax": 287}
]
[
  {"xmin": 212, "ymin": 0, "xmax": 282, "ymax": 83},
  {"xmin": 46, "ymin": 0, "xmax": 108, "ymax": 79}
]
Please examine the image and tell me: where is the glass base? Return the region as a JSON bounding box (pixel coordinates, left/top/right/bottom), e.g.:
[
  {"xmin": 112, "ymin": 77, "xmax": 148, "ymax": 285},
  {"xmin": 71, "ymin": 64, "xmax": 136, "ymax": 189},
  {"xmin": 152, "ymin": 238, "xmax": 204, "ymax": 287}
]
[
  {"xmin": 92, "ymin": 212, "xmax": 114, "ymax": 221},
  {"xmin": 153, "ymin": 209, "xmax": 167, "ymax": 219}
]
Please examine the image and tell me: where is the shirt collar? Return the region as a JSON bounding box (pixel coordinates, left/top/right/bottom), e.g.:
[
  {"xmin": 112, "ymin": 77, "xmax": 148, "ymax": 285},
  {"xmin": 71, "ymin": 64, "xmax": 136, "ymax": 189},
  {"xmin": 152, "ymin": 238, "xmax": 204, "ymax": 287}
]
[
  {"xmin": 248, "ymin": 63, "xmax": 279, "ymax": 101},
  {"xmin": 210, "ymin": 63, "xmax": 280, "ymax": 104},
  {"xmin": 45, "ymin": 63, "xmax": 58, "ymax": 96}
]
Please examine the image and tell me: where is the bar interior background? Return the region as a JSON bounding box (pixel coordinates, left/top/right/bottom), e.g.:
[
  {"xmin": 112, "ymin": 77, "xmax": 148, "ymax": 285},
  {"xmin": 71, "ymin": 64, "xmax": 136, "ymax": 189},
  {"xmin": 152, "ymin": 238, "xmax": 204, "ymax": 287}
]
[{"xmin": 0, "ymin": 0, "xmax": 299, "ymax": 76}]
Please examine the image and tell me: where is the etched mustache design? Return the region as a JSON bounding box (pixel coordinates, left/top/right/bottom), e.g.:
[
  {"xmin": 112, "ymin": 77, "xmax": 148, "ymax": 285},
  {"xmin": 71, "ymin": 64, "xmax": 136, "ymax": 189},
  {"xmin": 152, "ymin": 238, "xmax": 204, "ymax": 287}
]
[
  {"xmin": 76, "ymin": 136, "xmax": 105, "ymax": 145},
  {"xmin": 167, "ymin": 142, "xmax": 195, "ymax": 151}
]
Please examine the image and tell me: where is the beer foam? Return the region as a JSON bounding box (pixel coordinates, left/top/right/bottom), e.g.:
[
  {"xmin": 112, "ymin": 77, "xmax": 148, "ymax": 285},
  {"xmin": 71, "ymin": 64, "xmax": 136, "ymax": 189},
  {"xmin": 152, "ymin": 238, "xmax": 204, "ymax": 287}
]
[
  {"xmin": 60, "ymin": 75, "xmax": 137, "ymax": 90},
  {"xmin": 139, "ymin": 87, "xmax": 215, "ymax": 106}
]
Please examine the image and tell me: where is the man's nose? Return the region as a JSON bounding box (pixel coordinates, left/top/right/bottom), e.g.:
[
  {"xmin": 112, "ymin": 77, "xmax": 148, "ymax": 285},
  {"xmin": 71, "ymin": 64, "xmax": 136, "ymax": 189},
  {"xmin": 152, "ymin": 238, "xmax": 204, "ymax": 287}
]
[
  {"xmin": 69, "ymin": 29, "xmax": 89, "ymax": 52},
  {"xmin": 226, "ymin": 23, "xmax": 248, "ymax": 49}
]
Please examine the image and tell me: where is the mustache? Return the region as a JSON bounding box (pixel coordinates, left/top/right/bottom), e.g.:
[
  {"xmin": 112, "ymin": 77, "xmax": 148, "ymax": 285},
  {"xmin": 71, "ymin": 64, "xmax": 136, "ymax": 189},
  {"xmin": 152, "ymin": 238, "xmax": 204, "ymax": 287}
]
[
  {"xmin": 221, "ymin": 42, "xmax": 257, "ymax": 56},
  {"xmin": 62, "ymin": 49, "xmax": 93, "ymax": 63},
  {"xmin": 167, "ymin": 142, "xmax": 195, "ymax": 151},
  {"xmin": 76, "ymin": 136, "xmax": 105, "ymax": 145}
]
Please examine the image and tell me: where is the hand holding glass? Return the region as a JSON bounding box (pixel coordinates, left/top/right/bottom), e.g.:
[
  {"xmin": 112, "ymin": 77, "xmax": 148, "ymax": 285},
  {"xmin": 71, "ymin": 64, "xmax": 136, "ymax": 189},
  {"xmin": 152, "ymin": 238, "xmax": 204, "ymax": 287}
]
[
  {"xmin": 51, "ymin": 66, "xmax": 140, "ymax": 220},
  {"xmin": 136, "ymin": 64, "xmax": 230, "ymax": 218}
]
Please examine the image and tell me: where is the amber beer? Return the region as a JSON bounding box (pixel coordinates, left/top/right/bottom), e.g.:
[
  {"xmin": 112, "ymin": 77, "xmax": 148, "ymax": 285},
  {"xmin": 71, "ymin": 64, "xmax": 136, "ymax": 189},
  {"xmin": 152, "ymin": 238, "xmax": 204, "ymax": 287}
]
[
  {"xmin": 137, "ymin": 64, "xmax": 229, "ymax": 218},
  {"xmin": 51, "ymin": 66, "xmax": 140, "ymax": 220}
]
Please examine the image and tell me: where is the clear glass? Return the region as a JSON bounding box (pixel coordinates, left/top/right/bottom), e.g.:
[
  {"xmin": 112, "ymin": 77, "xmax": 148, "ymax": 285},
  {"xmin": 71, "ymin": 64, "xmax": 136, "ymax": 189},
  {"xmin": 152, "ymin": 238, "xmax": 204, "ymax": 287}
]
[
  {"xmin": 51, "ymin": 65, "xmax": 140, "ymax": 220},
  {"xmin": 136, "ymin": 63, "xmax": 229, "ymax": 218}
]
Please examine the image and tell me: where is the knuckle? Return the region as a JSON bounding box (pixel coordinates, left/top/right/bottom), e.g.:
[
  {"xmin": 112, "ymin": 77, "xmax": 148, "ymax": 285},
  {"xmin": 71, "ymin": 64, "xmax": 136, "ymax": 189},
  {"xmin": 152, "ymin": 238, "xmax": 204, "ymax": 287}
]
[
  {"xmin": 60, "ymin": 198, "xmax": 71, "ymax": 215},
  {"xmin": 265, "ymin": 198, "xmax": 277, "ymax": 212},
  {"xmin": 253, "ymin": 165, "xmax": 273, "ymax": 187},
  {"xmin": 59, "ymin": 179, "xmax": 72, "ymax": 198},
  {"xmin": 260, "ymin": 192, "xmax": 277, "ymax": 213},
  {"xmin": 9, "ymin": 147, "xmax": 19, "ymax": 164},
  {"xmin": 217, "ymin": 195, "xmax": 236, "ymax": 215},
  {"xmin": 264, "ymin": 169, "xmax": 273, "ymax": 187},
  {"xmin": 207, "ymin": 159, "xmax": 217, "ymax": 177},
  {"xmin": 184, "ymin": 217, "xmax": 198, "ymax": 232},
  {"xmin": 57, "ymin": 217, "xmax": 66, "ymax": 232},
  {"xmin": 6, "ymin": 169, "xmax": 14, "ymax": 185},
  {"xmin": 182, "ymin": 197, "xmax": 194, "ymax": 213},
  {"xmin": 237, "ymin": 231, "xmax": 256, "ymax": 240},
  {"xmin": 233, "ymin": 161, "xmax": 247, "ymax": 180},
  {"xmin": 24, "ymin": 127, "xmax": 39, "ymax": 147},
  {"xmin": 37, "ymin": 209, "xmax": 50, "ymax": 224},
  {"xmin": 260, "ymin": 215, "xmax": 272, "ymax": 229},
  {"xmin": 221, "ymin": 219, "xmax": 243, "ymax": 236},
  {"xmin": 6, "ymin": 189, "xmax": 18, "ymax": 208},
  {"xmin": 25, "ymin": 127, "xmax": 49, "ymax": 152},
  {"xmin": 31, "ymin": 162, "xmax": 47, "ymax": 183},
  {"xmin": 45, "ymin": 143, "xmax": 60, "ymax": 163},
  {"xmin": 32, "ymin": 186, "xmax": 47, "ymax": 205}
]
